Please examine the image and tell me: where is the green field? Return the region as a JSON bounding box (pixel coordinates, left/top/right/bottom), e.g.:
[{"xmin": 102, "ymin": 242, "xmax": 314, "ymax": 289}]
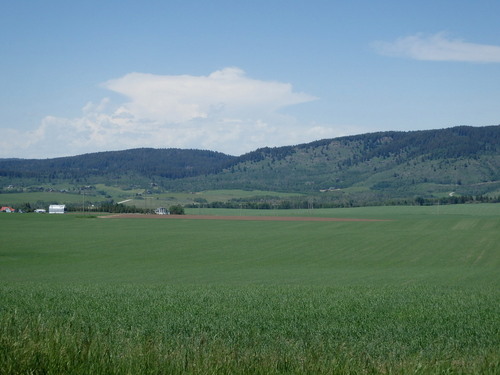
[
  {"xmin": 0, "ymin": 188, "xmax": 303, "ymax": 209},
  {"xmin": 1, "ymin": 204, "xmax": 499, "ymax": 374}
]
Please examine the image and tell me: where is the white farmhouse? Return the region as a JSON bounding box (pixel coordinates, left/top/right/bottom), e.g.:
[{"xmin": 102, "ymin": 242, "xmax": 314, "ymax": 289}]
[{"xmin": 154, "ymin": 207, "xmax": 169, "ymax": 215}]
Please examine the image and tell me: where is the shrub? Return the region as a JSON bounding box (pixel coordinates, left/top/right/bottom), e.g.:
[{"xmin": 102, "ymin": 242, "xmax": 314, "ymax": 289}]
[{"xmin": 169, "ymin": 204, "xmax": 185, "ymax": 215}]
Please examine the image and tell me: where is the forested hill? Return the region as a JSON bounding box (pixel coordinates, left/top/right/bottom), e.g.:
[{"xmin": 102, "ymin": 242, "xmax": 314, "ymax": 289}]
[
  {"xmin": 239, "ymin": 125, "xmax": 500, "ymax": 163},
  {"xmin": 0, "ymin": 148, "xmax": 236, "ymax": 180},
  {"xmin": 162, "ymin": 125, "xmax": 500, "ymax": 198},
  {"xmin": 1, "ymin": 125, "xmax": 499, "ymax": 199}
]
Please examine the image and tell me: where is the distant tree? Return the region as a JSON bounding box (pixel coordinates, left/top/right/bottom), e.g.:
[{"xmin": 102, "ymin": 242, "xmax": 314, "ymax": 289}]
[
  {"xmin": 169, "ymin": 204, "xmax": 185, "ymax": 215},
  {"xmin": 16, "ymin": 202, "xmax": 32, "ymax": 212},
  {"xmin": 415, "ymin": 197, "xmax": 425, "ymax": 206}
]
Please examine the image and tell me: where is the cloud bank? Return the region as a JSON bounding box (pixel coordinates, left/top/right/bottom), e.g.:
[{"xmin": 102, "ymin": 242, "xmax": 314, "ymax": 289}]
[
  {"xmin": 1, "ymin": 68, "xmax": 346, "ymax": 158},
  {"xmin": 373, "ymin": 32, "xmax": 500, "ymax": 63}
]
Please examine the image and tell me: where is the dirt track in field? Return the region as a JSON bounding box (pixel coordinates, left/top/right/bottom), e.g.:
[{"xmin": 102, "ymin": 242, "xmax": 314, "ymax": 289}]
[{"xmin": 100, "ymin": 214, "xmax": 387, "ymax": 222}]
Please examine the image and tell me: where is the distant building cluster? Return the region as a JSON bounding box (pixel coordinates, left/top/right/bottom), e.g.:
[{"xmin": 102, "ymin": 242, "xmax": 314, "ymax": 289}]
[{"xmin": 33, "ymin": 205, "xmax": 66, "ymax": 214}]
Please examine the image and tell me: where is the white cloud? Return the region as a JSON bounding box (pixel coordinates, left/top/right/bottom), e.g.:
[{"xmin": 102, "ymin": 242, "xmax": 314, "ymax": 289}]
[
  {"xmin": 102, "ymin": 67, "xmax": 316, "ymax": 124},
  {"xmin": 373, "ymin": 32, "xmax": 500, "ymax": 63},
  {"xmin": 1, "ymin": 68, "xmax": 331, "ymax": 158}
]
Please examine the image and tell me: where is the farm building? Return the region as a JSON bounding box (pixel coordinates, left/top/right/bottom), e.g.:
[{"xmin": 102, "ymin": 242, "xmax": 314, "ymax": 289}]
[
  {"xmin": 49, "ymin": 205, "xmax": 66, "ymax": 214},
  {"xmin": 154, "ymin": 207, "xmax": 169, "ymax": 215},
  {"xmin": 0, "ymin": 206, "xmax": 15, "ymax": 213},
  {"xmin": 34, "ymin": 209, "xmax": 46, "ymax": 213}
]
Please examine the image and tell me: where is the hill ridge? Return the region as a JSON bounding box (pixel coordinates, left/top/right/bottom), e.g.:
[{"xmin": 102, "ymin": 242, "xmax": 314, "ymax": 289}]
[{"xmin": 1, "ymin": 125, "xmax": 499, "ymax": 201}]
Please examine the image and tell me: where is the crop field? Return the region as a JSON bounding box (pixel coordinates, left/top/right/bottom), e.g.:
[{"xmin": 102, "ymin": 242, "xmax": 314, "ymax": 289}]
[
  {"xmin": 0, "ymin": 187, "xmax": 303, "ymax": 208},
  {"xmin": 0, "ymin": 204, "xmax": 499, "ymax": 374}
]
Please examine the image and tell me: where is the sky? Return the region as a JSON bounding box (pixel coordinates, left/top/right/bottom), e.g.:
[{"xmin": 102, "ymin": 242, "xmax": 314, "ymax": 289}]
[{"xmin": 1, "ymin": 0, "xmax": 499, "ymax": 159}]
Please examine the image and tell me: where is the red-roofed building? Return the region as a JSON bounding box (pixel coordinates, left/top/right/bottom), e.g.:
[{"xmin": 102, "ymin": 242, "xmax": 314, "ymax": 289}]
[{"xmin": 0, "ymin": 206, "xmax": 15, "ymax": 213}]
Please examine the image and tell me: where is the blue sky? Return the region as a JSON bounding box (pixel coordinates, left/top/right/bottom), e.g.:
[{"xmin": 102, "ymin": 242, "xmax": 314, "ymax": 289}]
[{"xmin": 1, "ymin": 0, "xmax": 499, "ymax": 158}]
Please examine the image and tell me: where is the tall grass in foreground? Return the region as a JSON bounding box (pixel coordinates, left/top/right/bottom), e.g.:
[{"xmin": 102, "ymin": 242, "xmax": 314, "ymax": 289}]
[
  {"xmin": 1, "ymin": 205, "xmax": 498, "ymax": 373},
  {"xmin": 1, "ymin": 284, "xmax": 498, "ymax": 374}
]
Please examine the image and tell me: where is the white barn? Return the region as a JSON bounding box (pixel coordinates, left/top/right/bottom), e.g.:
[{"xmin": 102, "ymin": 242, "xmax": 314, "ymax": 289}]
[{"xmin": 49, "ymin": 204, "xmax": 66, "ymax": 214}]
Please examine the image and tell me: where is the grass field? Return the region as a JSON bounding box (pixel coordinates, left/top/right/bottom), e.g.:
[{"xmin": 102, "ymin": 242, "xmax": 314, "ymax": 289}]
[
  {"xmin": 0, "ymin": 188, "xmax": 303, "ymax": 208},
  {"xmin": 0, "ymin": 204, "xmax": 499, "ymax": 374}
]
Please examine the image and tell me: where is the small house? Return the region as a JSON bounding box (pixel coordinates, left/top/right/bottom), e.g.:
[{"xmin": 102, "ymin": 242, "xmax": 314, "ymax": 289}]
[
  {"xmin": 0, "ymin": 206, "xmax": 15, "ymax": 213},
  {"xmin": 154, "ymin": 207, "xmax": 169, "ymax": 215},
  {"xmin": 49, "ymin": 205, "xmax": 66, "ymax": 214}
]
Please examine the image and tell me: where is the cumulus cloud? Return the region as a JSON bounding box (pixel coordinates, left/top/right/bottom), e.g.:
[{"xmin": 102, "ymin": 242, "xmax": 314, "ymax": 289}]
[
  {"xmin": 1, "ymin": 68, "xmax": 330, "ymax": 158},
  {"xmin": 373, "ymin": 32, "xmax": 500, "ymax": 63},
  {"xmin": 103, "ymin": 68, "xmax": 315, "ymax": 123}
]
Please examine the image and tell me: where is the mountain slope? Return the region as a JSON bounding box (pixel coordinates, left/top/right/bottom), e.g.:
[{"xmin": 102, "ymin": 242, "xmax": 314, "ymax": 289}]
[
  {"xmin": 1, "ymin": 125, "xmax": 499, "ymax": 201},
  {"xmin": 0, "ymin": 148, "xmax": 235, "ymax": 181},
  {"xmin": 163, "ymin": 125, "xmax": 500, "ymax": 198}
]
